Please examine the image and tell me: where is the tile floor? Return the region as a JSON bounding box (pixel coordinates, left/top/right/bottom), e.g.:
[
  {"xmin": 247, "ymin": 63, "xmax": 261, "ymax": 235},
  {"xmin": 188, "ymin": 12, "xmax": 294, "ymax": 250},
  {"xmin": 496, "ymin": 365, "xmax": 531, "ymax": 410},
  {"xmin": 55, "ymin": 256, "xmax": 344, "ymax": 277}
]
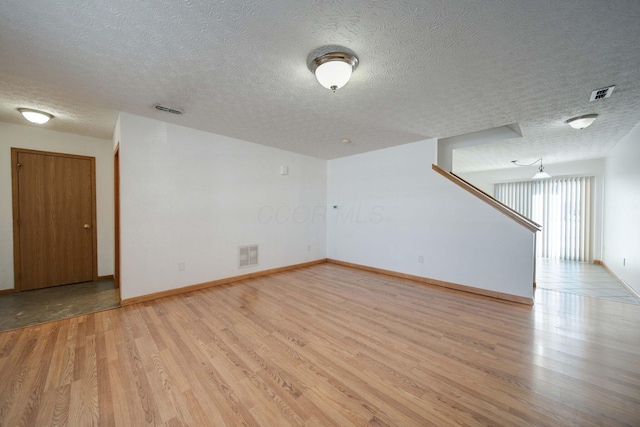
[
  {"xmin": 0, "ymin": 280, "xmax": 120, "ymax": 331},
  {"xmin": 536, "ymin": 259, "xmax": 640, "ymax": 305}
]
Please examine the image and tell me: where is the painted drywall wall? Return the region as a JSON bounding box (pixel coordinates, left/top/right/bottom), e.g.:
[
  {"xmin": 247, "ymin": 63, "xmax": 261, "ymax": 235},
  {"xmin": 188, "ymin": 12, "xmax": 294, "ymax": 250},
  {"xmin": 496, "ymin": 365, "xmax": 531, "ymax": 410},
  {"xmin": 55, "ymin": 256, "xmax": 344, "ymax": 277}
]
[
  {"xmin": 118, "ymin": 113, "xmax": 326, "ymax": 300},
  {"xmin": 0, "ymin": 122, "xmax": 114, "ymax": 290},
  {"xmin": 437, "ymin": 124, "xmax": 522, "ymax": 172},
  {"xmin": 113, "ymin": 114, "xmax": 121, "ymax": 149},
  {"xmin": 458, "ymin": 158, "xmax": 605, "ymax": 261},
  {"xmin": 327, "ymin": 139, "xmax": 535, "ymax": 300},
  {"xmin": 603, "ymin": 123, "xmax": 640, "ymax": 295}
]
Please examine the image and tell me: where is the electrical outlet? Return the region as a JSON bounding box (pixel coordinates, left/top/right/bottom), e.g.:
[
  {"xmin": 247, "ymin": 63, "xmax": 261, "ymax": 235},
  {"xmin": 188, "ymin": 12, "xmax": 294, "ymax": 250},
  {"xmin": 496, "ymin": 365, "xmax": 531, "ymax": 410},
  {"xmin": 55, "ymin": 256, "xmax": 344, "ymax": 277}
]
[
  {"xmin": 623, "ymin": 258, "xmax": 626, "ymax": 266},
  {"xmin": 307, "ymin": 245, "xmax": 311, "ymax": 252},
  {"xmin": 418, "ymin": 255, "xmax": 424, "ymax": 264},
  {"xmin": 178, "ymin": 262, "xmax": 185, "ymax": 271}
]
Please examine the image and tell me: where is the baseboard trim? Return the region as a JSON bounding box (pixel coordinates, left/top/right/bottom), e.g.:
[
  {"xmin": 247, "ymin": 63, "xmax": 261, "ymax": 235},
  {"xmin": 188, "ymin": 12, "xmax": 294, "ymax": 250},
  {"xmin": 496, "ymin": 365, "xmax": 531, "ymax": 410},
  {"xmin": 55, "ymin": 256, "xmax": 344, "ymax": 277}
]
[
  {"xmin": 0, "ymin": 288, "xmax": 14, "ymax": 295},
  {"xmin": 97, "ymin": 275, "xmax": 114, "ymax": 281},
  {"xmin": 121, "ymin": 259, "xmax": 328, "ymax": 306},
  {"xmin": 593, "ymin": 260, "xmax": 603, "ymax": 265},
  {"xmin": 327, "ymin": 259, "xmax": 534, "ymax": 305},
  {"xmin": 599, "ymin": 261, "xmax": 640, "ymax": 302},
  {"xmin": 120, "ymin": 257, "xmax": 534, "ymax": 306}
]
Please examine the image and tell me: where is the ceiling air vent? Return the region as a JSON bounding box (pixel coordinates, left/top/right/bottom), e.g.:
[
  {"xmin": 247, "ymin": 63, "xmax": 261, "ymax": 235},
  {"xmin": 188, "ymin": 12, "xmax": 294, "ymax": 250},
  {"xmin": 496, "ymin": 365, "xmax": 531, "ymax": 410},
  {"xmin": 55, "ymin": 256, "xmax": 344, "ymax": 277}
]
[
  {"xmin": 238, "ymin": 245, "xmax": 259, "ymax": 268},
  {"xmin": 589, "ymin": 86, "xmax": 615, "ymax": 102},
  {"xmin": 154, "ymin": 104, "xmax": 184, "ymax": 115}
]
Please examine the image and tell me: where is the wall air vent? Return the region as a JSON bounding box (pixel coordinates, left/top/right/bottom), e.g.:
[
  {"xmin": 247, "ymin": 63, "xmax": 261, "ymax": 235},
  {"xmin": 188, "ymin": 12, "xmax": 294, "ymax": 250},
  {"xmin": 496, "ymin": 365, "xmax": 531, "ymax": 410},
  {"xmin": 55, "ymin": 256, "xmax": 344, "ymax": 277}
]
[
  {"xmin": 154, "ymin": 104, "xmax": 184, "ymax": 114},
  {"xmin": 238, "ymin": 245, "xmax": 259, "ymax": 268},
  {"xmin": 589, "ymin": 86, "xmax": 615, "ymax": 102}
]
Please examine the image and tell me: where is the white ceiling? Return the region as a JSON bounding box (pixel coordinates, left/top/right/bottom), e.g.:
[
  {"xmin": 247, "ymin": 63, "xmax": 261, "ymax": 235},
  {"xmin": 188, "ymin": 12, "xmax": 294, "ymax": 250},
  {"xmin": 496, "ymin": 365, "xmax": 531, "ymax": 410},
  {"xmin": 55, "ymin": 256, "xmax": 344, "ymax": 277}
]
[{"xmin": 1, "ymin": 0, "xmax": 639, "ymax": 172}]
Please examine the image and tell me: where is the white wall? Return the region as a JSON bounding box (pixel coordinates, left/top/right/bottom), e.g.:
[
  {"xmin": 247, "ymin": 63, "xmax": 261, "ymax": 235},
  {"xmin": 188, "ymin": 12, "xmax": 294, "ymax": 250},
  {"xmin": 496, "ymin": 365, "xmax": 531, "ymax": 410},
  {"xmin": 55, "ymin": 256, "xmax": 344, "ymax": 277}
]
[
  {"xmin": 437, "ymin": 124, "xmax": 522, "ymax": 172},
  {"xmin": 459, "ymin": 158, "xmax": 605, "ymax": 261},
  {"xmin": 0, "ymin": 122, "xmax": 114, "ymax": 290},
  {"xmin": 118, "ymin": 113, "xmax": 326, "ymax": 300},
  {"xmin": 113, "ymin": 113, "xmax": 121, "ymax": 150},
  {"xmin": 327, "ymin": 139, "xmax": 535, "ymax": 300},
  {"xmin": 603, "ymin": 123, "xmax": 640, "ymax": 294}
]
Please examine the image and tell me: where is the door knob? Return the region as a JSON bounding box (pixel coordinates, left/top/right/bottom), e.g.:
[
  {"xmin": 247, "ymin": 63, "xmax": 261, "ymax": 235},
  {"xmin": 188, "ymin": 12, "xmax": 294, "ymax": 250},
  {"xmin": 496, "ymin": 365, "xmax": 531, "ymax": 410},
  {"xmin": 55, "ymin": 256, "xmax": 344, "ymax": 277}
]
[{"xmin": 84, "ymin": 224, "xmax": 90, "ymax": 229}]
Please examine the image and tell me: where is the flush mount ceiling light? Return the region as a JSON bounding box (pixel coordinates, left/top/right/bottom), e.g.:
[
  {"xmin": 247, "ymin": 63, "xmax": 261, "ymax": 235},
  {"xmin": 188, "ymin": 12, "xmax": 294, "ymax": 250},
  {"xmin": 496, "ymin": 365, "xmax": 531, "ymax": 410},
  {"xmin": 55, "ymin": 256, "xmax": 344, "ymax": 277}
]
[
  {"xmin": 18, "ymin": 108, "xmax": 53, "ymax": 124},
  {"xmin": 566, "ymin": 114, "xmax": 597, "ymax": 129},
  {"xmin": 511, "ymin": 158, "xmax": 551, "ymax": 180},
  {"xmin": 308, "ymin": 48, "xmax": 359, "ymax": 92}
]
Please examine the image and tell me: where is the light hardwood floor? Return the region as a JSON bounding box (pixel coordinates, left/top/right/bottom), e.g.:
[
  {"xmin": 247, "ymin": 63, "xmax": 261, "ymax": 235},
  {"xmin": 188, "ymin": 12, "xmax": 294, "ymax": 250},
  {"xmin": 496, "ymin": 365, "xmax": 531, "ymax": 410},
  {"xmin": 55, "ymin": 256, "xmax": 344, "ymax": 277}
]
[{"xmin": 0, "ymin": 263, "xmax": 638, "ymax": 426}]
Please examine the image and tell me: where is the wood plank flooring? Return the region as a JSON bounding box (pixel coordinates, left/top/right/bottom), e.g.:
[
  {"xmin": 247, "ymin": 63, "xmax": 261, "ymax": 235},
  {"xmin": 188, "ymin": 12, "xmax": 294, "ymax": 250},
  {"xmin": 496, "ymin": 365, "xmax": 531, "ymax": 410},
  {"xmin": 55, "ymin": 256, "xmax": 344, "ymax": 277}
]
[{"xmin": 0, "ymin": 263, "xmax": 639, "ymax": 426}]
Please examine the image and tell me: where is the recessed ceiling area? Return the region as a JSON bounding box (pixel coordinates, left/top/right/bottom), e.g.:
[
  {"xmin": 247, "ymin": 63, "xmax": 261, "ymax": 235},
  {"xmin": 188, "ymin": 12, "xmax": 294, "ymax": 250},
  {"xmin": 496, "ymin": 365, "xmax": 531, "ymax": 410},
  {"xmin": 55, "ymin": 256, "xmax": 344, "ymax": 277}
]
[{"xmin": 1, "ymin": 0, "xmax": 639, "ymax": 170}]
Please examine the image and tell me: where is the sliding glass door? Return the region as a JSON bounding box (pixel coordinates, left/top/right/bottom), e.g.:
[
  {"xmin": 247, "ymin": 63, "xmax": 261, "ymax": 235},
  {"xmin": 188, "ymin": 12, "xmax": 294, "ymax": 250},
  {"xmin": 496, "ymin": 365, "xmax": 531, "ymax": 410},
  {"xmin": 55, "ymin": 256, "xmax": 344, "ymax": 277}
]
[{"xmin": 495, "ymin": 177, "xmax": 593, "ymax": 262}]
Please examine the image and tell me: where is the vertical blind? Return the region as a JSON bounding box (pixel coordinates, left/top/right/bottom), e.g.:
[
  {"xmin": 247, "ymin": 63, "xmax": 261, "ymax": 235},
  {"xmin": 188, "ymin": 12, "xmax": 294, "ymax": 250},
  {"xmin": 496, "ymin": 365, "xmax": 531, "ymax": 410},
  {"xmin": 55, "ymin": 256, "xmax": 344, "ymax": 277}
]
[{"xmin": 494, "ymin": 177, "xmax": 593, "ymax": 262}]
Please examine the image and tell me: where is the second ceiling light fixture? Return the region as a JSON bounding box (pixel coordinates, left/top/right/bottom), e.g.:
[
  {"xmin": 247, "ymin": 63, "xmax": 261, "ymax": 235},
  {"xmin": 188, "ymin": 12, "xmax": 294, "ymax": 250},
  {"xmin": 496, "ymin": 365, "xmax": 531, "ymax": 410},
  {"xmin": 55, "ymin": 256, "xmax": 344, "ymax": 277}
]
[{"xmin": 511, "ymin": 158, "xmax": 551, "ymax": 180}]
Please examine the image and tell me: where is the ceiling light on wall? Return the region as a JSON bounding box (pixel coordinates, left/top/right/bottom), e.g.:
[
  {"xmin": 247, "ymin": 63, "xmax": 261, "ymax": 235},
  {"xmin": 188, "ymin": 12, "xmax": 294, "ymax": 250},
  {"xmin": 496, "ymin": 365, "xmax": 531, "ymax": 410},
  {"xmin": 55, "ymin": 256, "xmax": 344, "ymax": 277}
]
[
  {"xmin": 511, "ymin": 158, "xmax": 551, "ymax": 180},
  {"xmin": 566, "ymin": 114, "xmax": 597, "ymax": 129},
  {"xmin": 309, "ymin": 49, "xmax": 359, "ymax": 92},
  {"xmin": 18, "ymin": 108, "xmax": 53, "ymax": 124}
]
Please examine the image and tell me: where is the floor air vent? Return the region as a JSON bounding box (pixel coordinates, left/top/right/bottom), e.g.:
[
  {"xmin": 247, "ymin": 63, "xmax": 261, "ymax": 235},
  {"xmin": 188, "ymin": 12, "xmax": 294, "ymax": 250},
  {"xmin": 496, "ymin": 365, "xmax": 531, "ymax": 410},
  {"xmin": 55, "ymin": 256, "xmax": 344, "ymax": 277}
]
[
  {"xmin": 589, "ymin": 86, "xmax": 615, "ymax": 102},
  {"xmin": 238, "ymin": 245, "xmax": 259, "ymax": 268}
]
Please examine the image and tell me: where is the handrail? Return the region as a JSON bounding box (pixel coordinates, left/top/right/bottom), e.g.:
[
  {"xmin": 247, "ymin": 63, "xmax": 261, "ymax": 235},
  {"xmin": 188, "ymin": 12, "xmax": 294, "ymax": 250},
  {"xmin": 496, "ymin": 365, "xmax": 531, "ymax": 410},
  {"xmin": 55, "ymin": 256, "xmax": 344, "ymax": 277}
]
[{"xmin": 432, "ymin": 164, "xmax": 541, "ymax": 233}]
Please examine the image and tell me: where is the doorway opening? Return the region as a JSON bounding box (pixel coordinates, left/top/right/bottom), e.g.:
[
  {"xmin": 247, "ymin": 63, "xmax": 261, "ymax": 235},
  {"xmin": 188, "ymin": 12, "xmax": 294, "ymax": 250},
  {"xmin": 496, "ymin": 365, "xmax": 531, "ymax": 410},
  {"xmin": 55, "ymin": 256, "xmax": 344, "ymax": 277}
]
[
  {"xmin": 495, "ymin": 176, "xmax": 638, "ymax": 304},
  {"xmin": 1, "ymin": 148, "xmax": 119, "ymax": 331}
]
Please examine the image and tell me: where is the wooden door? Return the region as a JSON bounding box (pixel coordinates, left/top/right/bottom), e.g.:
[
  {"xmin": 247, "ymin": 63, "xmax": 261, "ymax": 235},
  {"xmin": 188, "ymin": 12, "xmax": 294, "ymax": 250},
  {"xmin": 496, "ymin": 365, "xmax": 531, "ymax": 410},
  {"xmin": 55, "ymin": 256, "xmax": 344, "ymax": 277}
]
[{"xmin": 11, "ymin": 148, "xmax": 97, "ymax": 291}]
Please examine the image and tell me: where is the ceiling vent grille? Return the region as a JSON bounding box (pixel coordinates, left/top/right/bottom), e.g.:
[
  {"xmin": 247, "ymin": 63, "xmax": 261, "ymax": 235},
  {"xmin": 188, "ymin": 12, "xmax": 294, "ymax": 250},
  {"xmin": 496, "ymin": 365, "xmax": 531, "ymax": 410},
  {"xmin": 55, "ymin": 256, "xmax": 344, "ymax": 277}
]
[
  {"xmin": 154, "ymin": 104, "xmax": 184, "ymax": 114},
  {"xmin": 238, "ymin": 245, "xmax": 259, "ymax": 268},
  {"xmin": 589, "ymin": 86, "xmax": 615, "ymax": 102}
]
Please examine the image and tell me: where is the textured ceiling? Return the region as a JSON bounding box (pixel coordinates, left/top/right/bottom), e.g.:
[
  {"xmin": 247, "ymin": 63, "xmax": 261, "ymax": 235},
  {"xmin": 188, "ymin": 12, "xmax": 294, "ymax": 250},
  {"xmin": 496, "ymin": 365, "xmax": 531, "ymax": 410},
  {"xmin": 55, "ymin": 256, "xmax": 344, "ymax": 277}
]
[{"xmin": 1, "ymin": 0, "xmax": 639, "ymax": 171}]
